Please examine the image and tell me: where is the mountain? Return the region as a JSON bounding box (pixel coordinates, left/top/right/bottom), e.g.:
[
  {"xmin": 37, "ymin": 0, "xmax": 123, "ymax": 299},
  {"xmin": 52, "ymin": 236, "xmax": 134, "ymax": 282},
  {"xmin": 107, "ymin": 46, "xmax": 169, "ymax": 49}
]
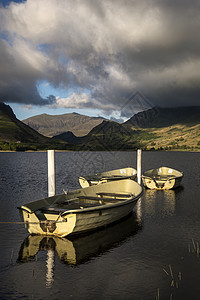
[
  {"xmin": 123, "ymin": 106, "xmax": 200, "ymax": 150},
  {"xmin": 84, "ymin": 120, "xmax": 141, "ymax": 150},
  {"xmin": 0, "ymin": 102, "xmax": 70, "ymax": 150},
  {"xmin": 124, "ymin": 106, "xmax": 200, "ymax": 128},
  {"xmin": 53, "ymin": 131, "xmax": 80, "ymax": 145},
  {"xmin": 1, "ymin": 103, "xmax": 200, "ymax": 151},
  {"xmin": 54, "ymin": 106, "xmax": 200, "ymax": 151},
  {"xmin": 53, "ymin": 120, "xmax": 141, "ymax": 150},
  {"xmin": 23, "ymin": 113, "xmax": 106, "ymax": 137}
]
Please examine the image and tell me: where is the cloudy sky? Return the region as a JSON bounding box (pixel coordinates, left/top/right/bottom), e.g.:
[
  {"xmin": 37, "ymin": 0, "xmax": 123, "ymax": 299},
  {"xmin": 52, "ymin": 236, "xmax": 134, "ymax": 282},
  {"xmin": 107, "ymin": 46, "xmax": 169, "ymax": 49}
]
[{"xmin": 0, "ymin": 0, "xmax": 200, "ymax": 120}]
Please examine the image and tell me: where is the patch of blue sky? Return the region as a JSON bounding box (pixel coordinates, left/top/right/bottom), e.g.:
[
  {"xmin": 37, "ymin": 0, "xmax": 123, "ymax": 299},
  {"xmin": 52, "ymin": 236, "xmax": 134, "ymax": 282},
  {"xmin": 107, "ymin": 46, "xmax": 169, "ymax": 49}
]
[
  {"xmin": 37, "ymin": 80, "xmax": 91, "ymax": 100},
  {"xmin": 37, "ymin": 80, "xmax": 70, "ymax": 99},
  {"xmin": 37, "ymin": 43, "xmax": 53, "ymax": 55},
  {"xmin": 0, "ymin": 0, "xmax": 26, "ymax": 7},
  {"xmin": 0, "ymin": 31, "xmax": 9, "ymax": 42},
  {"xmin": 0, "ymin": 30, "xmax": 15, "ymax": 47},
  {"xmin": 0, "ymin": 30, "xmax": 26, "ymax": 48}
]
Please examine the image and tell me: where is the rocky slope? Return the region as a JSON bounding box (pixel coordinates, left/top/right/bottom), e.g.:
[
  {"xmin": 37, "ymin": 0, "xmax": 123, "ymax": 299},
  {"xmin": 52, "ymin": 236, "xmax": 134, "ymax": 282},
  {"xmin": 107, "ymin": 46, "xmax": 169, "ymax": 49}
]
[{"xmin": 23, "ymin": 113, "xmax": 105, "ymax": 137}]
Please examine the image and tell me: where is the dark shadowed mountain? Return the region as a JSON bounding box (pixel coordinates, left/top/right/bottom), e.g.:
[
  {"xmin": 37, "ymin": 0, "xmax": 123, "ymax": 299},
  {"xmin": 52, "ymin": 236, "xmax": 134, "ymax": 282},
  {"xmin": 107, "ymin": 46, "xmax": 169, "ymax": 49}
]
[
  {"xmin": 53, "ymin": 120, "xmax": 140, "ymax": 150},
  {"xmin": 53, "ymin": 131, "xmax": 80, "ymax": 144},
  {"xmin": 124, "ymin": 106, "xmax": 200, "ymax": 128},
  {"xmin": 23, "ymin": 113, "xmax": 106, "ymax": 137}
]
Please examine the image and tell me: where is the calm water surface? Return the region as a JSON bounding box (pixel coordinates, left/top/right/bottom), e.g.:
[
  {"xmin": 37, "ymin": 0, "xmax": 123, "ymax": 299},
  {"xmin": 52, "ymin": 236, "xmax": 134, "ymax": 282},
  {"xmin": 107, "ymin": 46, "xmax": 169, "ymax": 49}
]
[{"xmin": 0, "ymin": 151, "xmax": 200, "ymax": 299}]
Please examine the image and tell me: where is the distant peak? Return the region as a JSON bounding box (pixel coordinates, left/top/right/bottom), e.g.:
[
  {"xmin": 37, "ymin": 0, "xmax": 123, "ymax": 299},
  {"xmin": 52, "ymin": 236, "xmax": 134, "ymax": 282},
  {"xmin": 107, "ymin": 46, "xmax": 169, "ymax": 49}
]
[{"xmin": 72, "ymin": 112, "xmax": 80, "ymax": 115}]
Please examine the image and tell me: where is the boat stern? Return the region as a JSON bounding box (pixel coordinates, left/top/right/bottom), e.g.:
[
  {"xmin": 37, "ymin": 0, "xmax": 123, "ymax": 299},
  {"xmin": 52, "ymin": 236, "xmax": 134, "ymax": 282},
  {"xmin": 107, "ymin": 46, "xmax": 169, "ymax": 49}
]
[
  {"xmin": 18, "ymin": 206, "xmax": 77, "ymax": 237},
  {"xmin": 142, "ymin": 176, "xmax": 176, "ymax": 190}
]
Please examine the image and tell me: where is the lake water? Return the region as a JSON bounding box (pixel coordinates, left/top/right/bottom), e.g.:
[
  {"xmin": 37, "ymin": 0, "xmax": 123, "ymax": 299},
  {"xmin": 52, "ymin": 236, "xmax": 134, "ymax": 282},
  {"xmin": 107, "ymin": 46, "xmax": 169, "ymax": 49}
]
[{"xmin": 0, "ymin": 151, "xmax": 200, "ymax": 299}]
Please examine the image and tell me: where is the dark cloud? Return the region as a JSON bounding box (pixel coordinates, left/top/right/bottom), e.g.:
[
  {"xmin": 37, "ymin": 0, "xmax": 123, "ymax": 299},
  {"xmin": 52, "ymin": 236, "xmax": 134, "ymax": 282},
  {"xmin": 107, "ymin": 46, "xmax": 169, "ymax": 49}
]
[
  {"xmin": 0, "ymin": 0, "xmax": 200, "ymax": 114},
  {"xmin": 0, "ymin": 37, "xmax": 57, "ymax": 105}
]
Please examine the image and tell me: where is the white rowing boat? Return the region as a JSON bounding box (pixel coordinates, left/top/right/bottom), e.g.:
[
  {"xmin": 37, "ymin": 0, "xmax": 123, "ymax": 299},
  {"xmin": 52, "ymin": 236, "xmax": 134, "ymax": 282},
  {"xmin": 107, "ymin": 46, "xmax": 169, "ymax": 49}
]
[
  {"xmin": 79, "ymin": 167, "xmax": 137, "ymax": 188},
  {"xmin": 142, "ymin": 167, "xmax": 183, "ymax": 190},
  {"xmin": 18, "ymin": 179, "xmax": 143, "ymax": 238}
]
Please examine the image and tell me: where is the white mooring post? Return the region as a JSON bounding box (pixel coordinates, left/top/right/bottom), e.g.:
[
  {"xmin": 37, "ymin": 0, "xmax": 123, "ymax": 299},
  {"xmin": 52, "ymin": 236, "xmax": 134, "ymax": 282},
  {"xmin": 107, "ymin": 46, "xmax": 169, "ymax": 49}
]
[
  {"xmin": 48, "ymin": 150, "xmax": 56, "ymax": 197},
  {"xmin": 137, "ymin": 149, "xmax": 142, "ymax": 185}
]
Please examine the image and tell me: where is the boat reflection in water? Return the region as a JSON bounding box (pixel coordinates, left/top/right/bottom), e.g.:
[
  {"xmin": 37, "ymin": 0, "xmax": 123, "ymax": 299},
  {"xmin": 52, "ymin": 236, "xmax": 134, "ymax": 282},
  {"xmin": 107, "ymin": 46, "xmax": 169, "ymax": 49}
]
[
  {"xmin": 18, "ymin": 212, "xmax": 142, "ymax": 267},
  {"xmin": 143, "ymin": 186, "xmax": 184, "ymax": 217},
  {"xmin": 18, "ymin": 212, "xmax": 142, "ymax": 287}
]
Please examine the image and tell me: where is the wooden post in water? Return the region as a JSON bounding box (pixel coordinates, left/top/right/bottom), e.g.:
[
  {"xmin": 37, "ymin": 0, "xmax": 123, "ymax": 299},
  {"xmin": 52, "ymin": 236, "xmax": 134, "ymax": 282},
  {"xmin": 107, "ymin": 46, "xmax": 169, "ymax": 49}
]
[
  {"xmin": 137, "ymin": 149, "xmax": 142, "ymax": 185},
  {"xmin": 47, "ymin": 151, "xmax": 55, "ymax": 287},
  {"xmin": 48, "ymin": 150, "xmax": 56, "ymax": 197}
]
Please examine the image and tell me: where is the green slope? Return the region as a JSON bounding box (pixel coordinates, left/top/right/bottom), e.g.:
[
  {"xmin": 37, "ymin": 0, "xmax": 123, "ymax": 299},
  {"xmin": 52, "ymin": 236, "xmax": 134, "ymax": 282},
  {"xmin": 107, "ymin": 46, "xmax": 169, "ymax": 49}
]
[
  {"xmin": 54, "ymin": 120, "xmax": 143, "ymax": 150},
  {"xmin": 0, "ymin": 102, "xmax": 71, "ymax": 151},
  {"xmin": 123, "ymin": 106, "xmax": 200, "ymax": 150}
]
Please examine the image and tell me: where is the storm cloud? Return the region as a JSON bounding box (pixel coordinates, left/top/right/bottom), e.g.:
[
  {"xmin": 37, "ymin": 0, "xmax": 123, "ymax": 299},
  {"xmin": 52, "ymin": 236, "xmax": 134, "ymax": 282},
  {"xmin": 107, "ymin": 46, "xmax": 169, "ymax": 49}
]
[{"xmin": 0, "ymin": 0, "xmax": 200, "ymax": 115}]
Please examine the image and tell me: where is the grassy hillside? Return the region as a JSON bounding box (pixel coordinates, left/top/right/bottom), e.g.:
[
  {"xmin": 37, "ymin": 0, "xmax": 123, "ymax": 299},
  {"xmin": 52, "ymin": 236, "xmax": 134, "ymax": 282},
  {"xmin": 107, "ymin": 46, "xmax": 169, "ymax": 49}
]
[
  {"xmin": 23, "ymin": 113, "xmax": 106, "ymax": 137},
  {"xmin": 0, "ymin": 102, "xmax": 72, "ymax": 151},
  {"xmin": 140, "ymin": 124, "xmax": 200, "ymax": 150},
  {"xmin": 123, "ymin": 106, "xmax": 200, "ymax": 151}
]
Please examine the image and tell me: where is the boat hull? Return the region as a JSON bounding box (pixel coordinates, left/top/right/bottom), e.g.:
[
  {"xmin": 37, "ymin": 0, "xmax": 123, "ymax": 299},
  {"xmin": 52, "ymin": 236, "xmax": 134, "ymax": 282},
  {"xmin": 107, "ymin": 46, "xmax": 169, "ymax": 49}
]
[
  {"xmin": 142, "ymin": 167, "xmax": 183, "ymax": 190},
  {"xmin": 19, "ymin": 179, "xmax": 143, "ymax": 237},
  {"xmin": 19, "ymin": 199, "xmax": 139, "ymax": 238},
  {"xmin": 72, "ymin": 201, "xmax": 138, "ymax": 235}
]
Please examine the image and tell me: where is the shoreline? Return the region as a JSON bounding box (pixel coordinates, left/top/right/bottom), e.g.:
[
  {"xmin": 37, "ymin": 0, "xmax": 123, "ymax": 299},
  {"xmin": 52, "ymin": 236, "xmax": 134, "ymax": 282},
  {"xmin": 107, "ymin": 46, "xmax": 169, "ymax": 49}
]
[{"xmin": 0, "ymin": 149, "xmax": 200, "ymax": 153}]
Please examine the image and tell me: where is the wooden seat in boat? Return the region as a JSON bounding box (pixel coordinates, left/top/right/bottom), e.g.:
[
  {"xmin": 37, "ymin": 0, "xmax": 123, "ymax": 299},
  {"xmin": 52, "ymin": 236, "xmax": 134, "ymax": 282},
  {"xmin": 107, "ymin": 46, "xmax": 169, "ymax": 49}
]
[{"xmin": 97, "ymin": 192, "xmax": 133, "ymax": 198}]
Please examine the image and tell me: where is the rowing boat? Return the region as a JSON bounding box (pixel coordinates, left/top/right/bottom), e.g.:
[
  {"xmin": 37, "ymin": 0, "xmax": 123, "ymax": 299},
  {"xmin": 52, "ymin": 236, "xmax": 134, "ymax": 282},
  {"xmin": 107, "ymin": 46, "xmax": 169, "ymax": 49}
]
[
  {"xmin": 18, "ymin": 179, "xmax": 143, "ymax": 238},
  {"xmin": 142, "ymin": 167, "xmax": 183, "ymax": 190},
  {"xmin": 79, "ymin": 167, "xmax": 137, "ymax": 188}
]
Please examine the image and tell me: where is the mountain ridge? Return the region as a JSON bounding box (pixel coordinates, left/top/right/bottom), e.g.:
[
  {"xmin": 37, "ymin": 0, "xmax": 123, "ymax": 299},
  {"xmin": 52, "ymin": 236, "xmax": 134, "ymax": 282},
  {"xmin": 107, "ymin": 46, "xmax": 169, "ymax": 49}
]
[
  {"xmin": 124, "ymin": 106, "xmax": 200, "ymax": 128},
  {"xmin": 1, "ymin": 102, "xmax": 200, "ymax": 151},
  {"xmin": 23, "ymin": 112, "xmax": 106, "ymax": 137},
  {"xmin": 53, "ymin": 106, "xmax": 200, "ymax": 151}
]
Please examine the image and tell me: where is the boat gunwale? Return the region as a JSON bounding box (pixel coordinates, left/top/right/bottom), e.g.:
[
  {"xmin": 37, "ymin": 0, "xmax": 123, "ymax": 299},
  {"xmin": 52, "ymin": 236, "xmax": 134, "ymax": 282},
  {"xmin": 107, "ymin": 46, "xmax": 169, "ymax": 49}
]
[
  {"xmin": 142, "ymin": 174, "xmax": 183, "ymax": 181},
  {"xmin": 18, "ymin": 190, "xmax": 143, "ymax": 217},
  {"xmin": 82, "ymin": 175, "xmax": 136, "ymax": 181},
  {"xmin": 142, "ymin": 167, "xmax": 183, "ymax": 181},
  {"xmin": 79, "ymin": 167, "xmax": 137, "ymax": 181}
]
